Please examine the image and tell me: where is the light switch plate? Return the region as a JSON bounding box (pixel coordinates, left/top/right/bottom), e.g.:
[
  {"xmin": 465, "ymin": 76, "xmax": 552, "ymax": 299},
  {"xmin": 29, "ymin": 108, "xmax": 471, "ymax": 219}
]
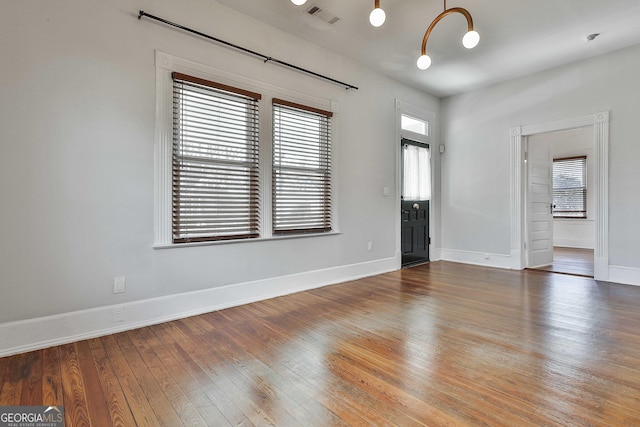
[{"xmin": 113, "ymin": 276, "xmax": 126, "ymax": 294}]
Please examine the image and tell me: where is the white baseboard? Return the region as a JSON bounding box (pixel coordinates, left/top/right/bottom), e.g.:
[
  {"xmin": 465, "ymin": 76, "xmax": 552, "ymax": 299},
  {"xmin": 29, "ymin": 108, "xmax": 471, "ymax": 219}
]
[
  {"xmin": 553, "ymin": 239, "xmax": 595, "ymax": 249},
  {"xmin": 0, "ymin": 253, "xmax": 401, "ymax": 358},
  {"xmin": 594, "ymin": 257, "xmax": 609, "ymax": 281},
  {"xmin": 429, "ymin": 247, "xmax": 442, "ymax": 261},
  {"xmin": 510, "ymin": 249, "xmax": 523, "ymax": 270},
  {"xmin": 608, "ymin": 265, "xmax": 640, "ymax": 287},
  {"xmin": 440, "ymin": 249, "xmax": 512, "ymax": 269}
]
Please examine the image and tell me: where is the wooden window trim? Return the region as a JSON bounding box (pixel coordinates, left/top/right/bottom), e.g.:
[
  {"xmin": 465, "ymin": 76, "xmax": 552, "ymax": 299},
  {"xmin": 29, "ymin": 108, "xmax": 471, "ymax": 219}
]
[
  {"xmin": 273, "ymin": 98, "xmax": 333, "ymax": 118},
  {"xmin": 554, "ymin": 155, "xmax": 587, "ymax": 162},
  {"xmin": 173, "ymin": 72, "xmax": 262, "ymax": 100}
]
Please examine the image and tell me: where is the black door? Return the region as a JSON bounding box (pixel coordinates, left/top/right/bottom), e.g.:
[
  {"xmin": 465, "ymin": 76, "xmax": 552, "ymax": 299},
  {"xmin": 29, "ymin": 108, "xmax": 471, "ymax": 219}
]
[
  {"xmin": 402, "ymin": 200, "xmax": 429, "ymax": 266},
  {"xmin": 401, "ymin": 139, "xmax": 430, "ymax": 267}
]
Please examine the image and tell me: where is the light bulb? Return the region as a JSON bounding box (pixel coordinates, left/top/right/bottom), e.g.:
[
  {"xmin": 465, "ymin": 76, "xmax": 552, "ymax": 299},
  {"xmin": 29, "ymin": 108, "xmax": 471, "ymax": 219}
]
[
  {"xmin": 369, "ymin": 7, "xmax": 386, "ymax": 27},
  {"xmin": 416, "ymin": 54, "xmax": 432, "ymax": 70},
  {"xmin": 291, "ymin": 0, "xmax": 307, "ymax": 5},
  {"xmin": 462, "ymin": 30, "xmax": 480, "ymax": 49}
]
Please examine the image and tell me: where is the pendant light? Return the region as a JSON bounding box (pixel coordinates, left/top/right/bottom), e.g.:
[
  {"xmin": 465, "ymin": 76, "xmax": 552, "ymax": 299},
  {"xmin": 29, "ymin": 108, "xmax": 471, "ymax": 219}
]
[
  {"xmin": 369, "ymin": 0, "xmax": 386, "ymax": 27},
  {"xmin": 417, "ymin": 0, "xmax": 479, "ymax": 70}
]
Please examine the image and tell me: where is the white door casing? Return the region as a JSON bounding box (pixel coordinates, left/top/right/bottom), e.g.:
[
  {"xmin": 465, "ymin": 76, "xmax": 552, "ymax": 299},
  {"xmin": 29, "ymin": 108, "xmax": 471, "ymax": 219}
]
[{"xmin": 510, "ymin": 112, "xmax": 609, "ymax": 280}]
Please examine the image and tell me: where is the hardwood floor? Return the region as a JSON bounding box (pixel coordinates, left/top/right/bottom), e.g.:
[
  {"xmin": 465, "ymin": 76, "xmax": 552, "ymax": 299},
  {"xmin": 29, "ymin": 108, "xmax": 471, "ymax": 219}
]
[
  {"xmin": 533, "ymin": 247, "xmax": 594, "ymax": 277},
  {"xmin": 2, "ymin": 261, "xmax": 640, "ymax": 426}
]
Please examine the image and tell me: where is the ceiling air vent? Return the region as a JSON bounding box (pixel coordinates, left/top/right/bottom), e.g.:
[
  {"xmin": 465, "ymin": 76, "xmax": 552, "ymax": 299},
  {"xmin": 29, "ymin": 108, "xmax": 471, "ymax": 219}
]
[{"xmin": 306, "ymin": 4, "xmax": 340, "ymax": 25}]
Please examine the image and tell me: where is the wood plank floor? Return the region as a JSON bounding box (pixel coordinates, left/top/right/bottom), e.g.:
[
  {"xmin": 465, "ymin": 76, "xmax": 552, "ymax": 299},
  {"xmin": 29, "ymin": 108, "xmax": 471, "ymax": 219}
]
[
  {"xmin": 2, "ymin": 261, "xmax": 640, "ymax": 426},
  {"xmin": 533, "ymin": 247, "xmax": 594, "ymax": 277}
]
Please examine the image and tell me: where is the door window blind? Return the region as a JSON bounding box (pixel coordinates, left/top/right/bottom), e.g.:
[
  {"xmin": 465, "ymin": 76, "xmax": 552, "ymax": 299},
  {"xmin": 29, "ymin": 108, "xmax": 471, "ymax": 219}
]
[
  {"xmin": 552, "ymin": 156, "xmax": 587, "ymax": 218},
  {"xmin": 272, "ymin": 99, "xmax": 332, "ymax": 234},
  {"xmin": 172, "ymin": 72, "xmax": 261, "ymax": 243}
]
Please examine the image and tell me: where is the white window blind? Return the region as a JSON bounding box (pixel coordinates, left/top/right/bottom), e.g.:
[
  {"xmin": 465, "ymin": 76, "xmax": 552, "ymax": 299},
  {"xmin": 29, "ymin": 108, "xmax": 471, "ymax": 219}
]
[
  {"xmin": 402, "ymin": 143, "xmax": 431, "ymax": 200},
  {"xmin": 553, "ymin": 156, "xmax": 587, "ymax": 218},
  {"xmin": 272, "ymin": 98, "xmax": 332, "ymax": 234},
  {"xmin": 172, "ymin": 72, "xmax": 261, "ymax": 243}
]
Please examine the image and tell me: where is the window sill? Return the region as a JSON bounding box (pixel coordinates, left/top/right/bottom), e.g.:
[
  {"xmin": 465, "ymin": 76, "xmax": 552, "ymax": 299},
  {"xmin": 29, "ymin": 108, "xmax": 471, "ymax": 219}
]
[{"xmin": 152, "ymin": 230, "xmax": 342, "ymax": 250}]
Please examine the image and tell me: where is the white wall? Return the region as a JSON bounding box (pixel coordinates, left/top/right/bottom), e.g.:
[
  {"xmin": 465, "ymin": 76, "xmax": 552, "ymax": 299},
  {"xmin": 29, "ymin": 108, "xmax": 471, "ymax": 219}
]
[
  {"xmin": 528, "ymin": 127, "xmax": 595, "ymax": 249},
  {"xmin": 441, "ymin": 43, "xmax": 640, "ymax": 279},
  {"xmin": 0, "ymin": 0, "xmax": 439, "ymax": 354}
]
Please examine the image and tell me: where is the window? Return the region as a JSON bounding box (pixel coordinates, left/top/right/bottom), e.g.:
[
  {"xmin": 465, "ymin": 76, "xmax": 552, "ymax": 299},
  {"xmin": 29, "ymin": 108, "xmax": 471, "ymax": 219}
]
[
  {"xmin": 402, "ymin": 143, "xmax": 431, "ymax": 200},
  {"xmin": 172, "ymin": 73, "xmax": 261, "ymax": 242},
  {"xmin": 272, "ymin": 99, "xmax": 332, "ymax": 234},
  {"xmin": 552, "ymin": 156, "xmax": 587, "ymax": 218},
  {"xmin": 401, "ymin": 114, "xmax": 428, "ymax": 136},
  {"xmin": 155, "ymin": 53, "xmax": 339, "ymax": 246}
]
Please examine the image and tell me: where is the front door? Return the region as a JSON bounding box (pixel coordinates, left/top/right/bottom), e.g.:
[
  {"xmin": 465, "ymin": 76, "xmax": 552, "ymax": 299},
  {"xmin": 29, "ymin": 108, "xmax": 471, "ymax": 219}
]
[{"xmin": 401, "ymin": 139, "xmax": 430, "ymax": 267}]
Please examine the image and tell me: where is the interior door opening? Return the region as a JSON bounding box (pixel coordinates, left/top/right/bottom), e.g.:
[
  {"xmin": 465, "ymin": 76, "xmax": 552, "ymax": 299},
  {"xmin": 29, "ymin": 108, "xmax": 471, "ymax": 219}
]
[
  {"xmin": 525, "ymin": 127, "xmax": 595, "ymax": 277},
  {"xmin": 401, "ymin": 139, "xmax": 430, "ymax": 267},
  {"xmin": 511, "ymin": 112, "xmax": 608, "ymax": 280}
]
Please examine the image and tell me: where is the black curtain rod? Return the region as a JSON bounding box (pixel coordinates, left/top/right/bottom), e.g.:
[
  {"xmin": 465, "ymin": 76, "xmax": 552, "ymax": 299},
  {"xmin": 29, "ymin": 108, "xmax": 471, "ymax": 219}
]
[{"xmin": 138, "ymin": 10, "xmax": 358, "ymax": 91}]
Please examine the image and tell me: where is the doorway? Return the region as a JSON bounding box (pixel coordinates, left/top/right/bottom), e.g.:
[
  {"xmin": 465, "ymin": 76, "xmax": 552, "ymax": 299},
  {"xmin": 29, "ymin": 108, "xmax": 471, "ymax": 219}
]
[
  {"xmin": 510, "ymin": 111, "xmax": 609, "ymax": 281},
  {"xmin": 401, "ymin": 139, "xmax": 430, "ymax": 267},
  {"xmin": 532, "ymin": 247, "xmax": 594, "ymax": 277},
  {"xmin": 525, "ymin": 127, "xmax": 595, "ymax": 277}
]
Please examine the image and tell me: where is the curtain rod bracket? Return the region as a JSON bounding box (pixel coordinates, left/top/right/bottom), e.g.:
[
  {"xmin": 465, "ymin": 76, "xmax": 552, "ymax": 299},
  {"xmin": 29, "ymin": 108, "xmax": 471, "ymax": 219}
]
[{"xmin": 137, "ymin": 10, "xmax": 358, "ymax": 91}]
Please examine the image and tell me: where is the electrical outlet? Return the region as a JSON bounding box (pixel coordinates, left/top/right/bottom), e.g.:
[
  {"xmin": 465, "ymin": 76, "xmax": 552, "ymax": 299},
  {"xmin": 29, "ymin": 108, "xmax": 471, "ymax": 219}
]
[
  {"xmin": 368, "ymin": 241, "xmax": 373, "ymax": 251},
  {"xmin": 112, "ymin": 306, "xmax": 124, "ymax": 322},
  {"xmin": 113, "ymin": 276, "xmax": 126, "ymax": 294}
]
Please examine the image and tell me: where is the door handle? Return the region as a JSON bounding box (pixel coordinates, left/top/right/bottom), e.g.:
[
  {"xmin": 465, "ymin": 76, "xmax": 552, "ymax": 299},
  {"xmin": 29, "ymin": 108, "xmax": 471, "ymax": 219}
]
[{"xmin": 412, "ymin": 203, "xmax": 420, "ymax": 210}]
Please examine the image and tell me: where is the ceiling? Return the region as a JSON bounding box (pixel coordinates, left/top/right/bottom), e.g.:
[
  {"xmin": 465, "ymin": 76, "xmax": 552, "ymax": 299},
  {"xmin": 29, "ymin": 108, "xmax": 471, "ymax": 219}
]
[{"xmin": 214, "ymin": 0, "xmax": 640, "ymax": 97}]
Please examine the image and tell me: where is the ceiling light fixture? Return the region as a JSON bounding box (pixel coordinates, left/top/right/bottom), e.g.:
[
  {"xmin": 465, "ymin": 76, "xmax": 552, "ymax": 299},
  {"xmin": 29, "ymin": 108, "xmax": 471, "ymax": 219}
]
[
  {"xmin": 416, "ymin": 0, "xmax": 479, "ymax": 70},
  {"xmin": 369, "ymin": 0, "xmax": 386, "ymax": 27},
  {"xmin": 291, "ymin": 0, "xmax": 307, "ymax": 6}
]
